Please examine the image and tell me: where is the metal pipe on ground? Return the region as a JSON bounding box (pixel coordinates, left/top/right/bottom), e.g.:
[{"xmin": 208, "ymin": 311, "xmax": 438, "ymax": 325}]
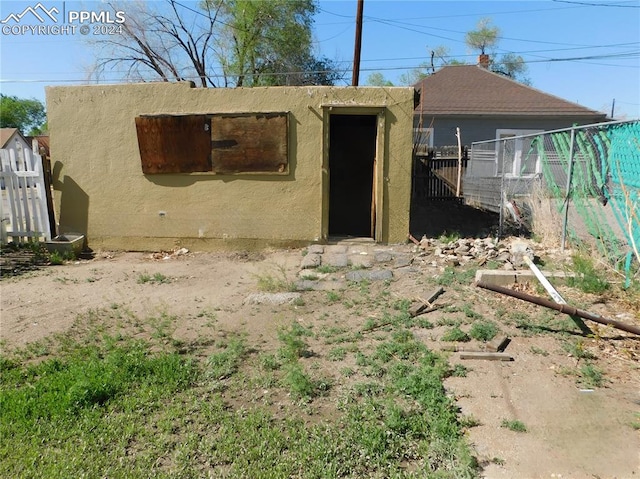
[
  {"xmin": 476, "ymin": 281, "xmax": 640, "ymax": 336},
  {"xmin": 522, "ymin": 256, "xmax": 592, "ymax": 335}
]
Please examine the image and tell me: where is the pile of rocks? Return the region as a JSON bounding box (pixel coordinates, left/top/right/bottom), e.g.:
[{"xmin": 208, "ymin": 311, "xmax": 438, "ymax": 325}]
[{"xmin": 414, "ymin": 236, "xmax": 534, "ymax": 270}]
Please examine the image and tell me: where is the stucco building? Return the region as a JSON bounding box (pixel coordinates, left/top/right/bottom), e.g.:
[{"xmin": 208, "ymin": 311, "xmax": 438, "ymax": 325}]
[{"xmin": 46, "ymin": 82, "xmax": 416, "ymax": 251}]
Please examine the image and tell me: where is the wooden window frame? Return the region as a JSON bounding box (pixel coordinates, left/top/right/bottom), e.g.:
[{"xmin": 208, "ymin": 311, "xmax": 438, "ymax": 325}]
[{"xmin": 135, "ymin": 112, "xmax": 289, "ymax": 175}]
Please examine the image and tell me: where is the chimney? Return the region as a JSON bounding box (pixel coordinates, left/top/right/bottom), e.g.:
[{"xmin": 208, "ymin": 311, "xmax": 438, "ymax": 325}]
[{"xmin": 478, "ymin": 54, "xmax": 490, "ymax": 69}]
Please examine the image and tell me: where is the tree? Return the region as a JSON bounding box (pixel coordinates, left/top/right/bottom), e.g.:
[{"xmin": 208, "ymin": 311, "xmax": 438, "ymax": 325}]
[
  {"xmin": 415, "ymin": 19, "xmax": 530, "ymax": 84},
  {"xmin": 365, "ymin": 72, "xmax": 394, "ymax": 86},
  {"xmin": 464, "ymin": 18, "xmax": 530, "ymax": 83},
  {"xmin": 492, "ymin": 53, "xmax": 530, "ymax": 84},
  {"xmin": 92, "ymin": 0, "xmax": 222, "ymax": 87},
  {"xmin": 91, "ymin": 0, "xmax": 341, "ymax": 87},
  {"xmin": 212, "ymin": 0, "xmax": 341, "ymax": 86},
  {"xmin": 465, "ymin": 17, "xmax": 499, "ymax": 56},
  {"xmin": 0, "ymin": 95, "xmax": 47, "ymax": 135}
]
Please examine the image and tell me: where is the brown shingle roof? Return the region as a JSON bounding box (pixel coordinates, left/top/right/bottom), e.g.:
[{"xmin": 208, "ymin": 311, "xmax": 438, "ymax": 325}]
[
  {"xmin": 414, "ymin": 65, "xmax": 607, "ymax": 118},
  {"xmin": 0, "ymin": 128, "xmax": 19, "ymax": 149}
]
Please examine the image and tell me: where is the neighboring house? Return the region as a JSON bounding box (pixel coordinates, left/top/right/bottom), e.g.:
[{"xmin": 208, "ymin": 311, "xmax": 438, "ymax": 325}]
[
  {"xmin": 1, "ymin": 128, "xmax": 52, "ymax": 243},
  {"xmin": 411, "ymin": 62, "xmax": 608, "ymax": 202},
  {"xmin": 1, "ymin": 128, "xmax": 32, "ymax": 168},
  {"xmin": 413, "ymin": 63, "xmax": 607, "ymax": 152},
  {"xmin": 46, "ymin": 82, "xmax": 415, "ymax": 251},
  {"xmin": 1, "ymin": 128, "xmax": 31, "ymax": 192}
]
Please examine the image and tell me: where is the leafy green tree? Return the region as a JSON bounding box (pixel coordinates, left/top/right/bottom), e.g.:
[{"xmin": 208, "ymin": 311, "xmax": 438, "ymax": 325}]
[
  {"xmin": 416, "ymin": 19, "xmax": 529, "ymax": 84},
  {"xmin": 398, "ymin": 65, "xmax": 430, "ymax": 86},
  {"xmin": 365, "ymin": 72, "xmax": 394, "ymax": 86},
  {"xmin": 214, "ymin": 0, "xmax": 340, "ymax": 86},
  {"xmin": 464, "ymin": 18, "xmax": 530, "ymax": 82},
  {"xmin": 0, "ymin": 95, "xmax": 46, "ymax": 135},
  {"xmin": 465, "ymin": 17, "xmax": 499, "ymax": 55},
  {"xmin": 92, "ymin": 0, "xmax": 341, "ymax": 87},
  {"xmin": 493, "ymin": 53, "xmax": 530, "ymax": 84}
]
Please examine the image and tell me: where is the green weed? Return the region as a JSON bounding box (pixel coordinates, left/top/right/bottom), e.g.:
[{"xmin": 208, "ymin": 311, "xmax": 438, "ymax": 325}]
[
  {"xmin": 277, "ymin": 322, "xmax": 313, "ymax": 361},
  {"xmin": 317, "ymin": 265, "xmax": 338, "ymax": 274},
  {"xmin": 468, "ymin": 321, "xmax": 498, "ymax": 342},
  {"xmin": 436, "ymin": 266, "xmax": 477, "ymax": 287},
  {"xmin": 327, "ymin": 347, "xmax": 347, "ymax": 361},
  {"xmin": 325, "ymin": 291, "xmax": 341, "ymax": 302},
  {"xmin": 283, "ymin": 363, "xmax": 316, "ymax": 399},
  {"xmin": 206, "ymin": 336, "xmax": 247, "ymax": 379},
  {"xmin": 439, "ymin": 231, "xmax": 461, "ymax": 244},
  {"xmin": 255, "ymin": 265, "xmax": 296, "ymax": 292},
  {"xmin": 137, "ymin": 272, "xmax": 170, "ymax": 284},
  {"xmin": 579, "ymin": 363, "xmax": 605, "ymax": 388},
  {"xmin": 530, "ymin": 346, "xmax": 549, "ymax": 356},
  {"xmin": 631, "ymin": 414, "xmax": 640, "ymax": 430},
  {"xmin": 460, "ymin": 415, "xmax": 481, "ymax": 428},
  {"xmin": 441, "ymin": 327, "xmax": 471, "ymax": 342},
  {"xmin": 461, "ymin": 303, "xmax": 483, "ymax": 320},
  {"xmin": 501, "ymin": 419, "xmax": 527, "ymax": 432},
  {"xmin": 563, "ymin": 340, "xmax": 597, "ymax": 360},
  {"xmin": 567, "ymin": 254, "xmax": 610, "ymax": 294},
  {"xmin": 292, "ymin": 296, "xmax": 305, "ymax": 307},
  {"xmin": 449, "ymin": 364, "xmax": 468, "ymax": 377}
]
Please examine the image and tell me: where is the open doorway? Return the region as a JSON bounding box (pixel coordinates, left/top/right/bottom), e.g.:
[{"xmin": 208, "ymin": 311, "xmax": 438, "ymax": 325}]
[{"xmin": 328, "ymin": 114, "xmax": 378, "ymax": 238}]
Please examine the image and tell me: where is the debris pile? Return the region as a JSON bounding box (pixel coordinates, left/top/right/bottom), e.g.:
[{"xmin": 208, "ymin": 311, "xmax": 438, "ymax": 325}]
[
  {"xmin": 412, "ymin": 235, "xmax": 534, "ymax": 270},
  {"xmin": 148, "ymin": 247, "xmax": 190, "ymax": 261}
]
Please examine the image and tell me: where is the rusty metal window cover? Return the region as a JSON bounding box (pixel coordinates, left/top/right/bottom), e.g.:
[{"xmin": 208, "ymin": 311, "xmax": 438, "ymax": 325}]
[
  {"xmin": 135, "ymin": 115, "xmax": 212, "ymax": 174},
  {"xmin": 135, "ymin": 113, "xmax": 289, "ymax": 175},
  {"xmin": 211, "ymin": 113, "xmax": 288, "ymax": 174}
]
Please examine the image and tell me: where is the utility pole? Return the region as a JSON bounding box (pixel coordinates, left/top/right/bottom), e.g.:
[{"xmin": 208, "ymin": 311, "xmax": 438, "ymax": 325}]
[
  {"xmin": 610, "ymin": 98, "xmax": 615, "ymax": 119},
  {"xmin": 352, "ymin": 0, "xmax": 364, "ymax": 86}
]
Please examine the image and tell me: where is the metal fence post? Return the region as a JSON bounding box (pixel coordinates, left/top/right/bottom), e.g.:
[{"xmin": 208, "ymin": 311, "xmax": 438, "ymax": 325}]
[
  {"xmin": 498, "ymin": 138, "xmax": 507, "ymax": 238},
  {"xmin": 561, "ymin": 127, "xmax": 576, "ymax": 251}
]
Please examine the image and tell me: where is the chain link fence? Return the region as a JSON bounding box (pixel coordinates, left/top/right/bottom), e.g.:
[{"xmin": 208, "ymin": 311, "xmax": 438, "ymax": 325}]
[{"xmin": 464, "ymin": 120, "xmax": 640, "ymax": 284}]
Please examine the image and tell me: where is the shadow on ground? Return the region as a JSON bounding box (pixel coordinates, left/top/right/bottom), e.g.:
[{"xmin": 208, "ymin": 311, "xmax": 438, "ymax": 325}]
[
  {"xmin": 0, "ymin": 245, "xmax": 48, "ymax": 278},
  {"xmin": 410, "ymin": 199, "xmax": 500, "ymax": 238}
]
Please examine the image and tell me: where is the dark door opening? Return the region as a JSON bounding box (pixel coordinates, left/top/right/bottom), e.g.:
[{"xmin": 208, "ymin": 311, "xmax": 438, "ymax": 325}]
[{"xmin": 328, "ymin": 114, "xmax": 377, "ymax": 238}]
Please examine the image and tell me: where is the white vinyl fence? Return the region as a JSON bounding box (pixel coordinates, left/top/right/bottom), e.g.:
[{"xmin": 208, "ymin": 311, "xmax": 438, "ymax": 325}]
[{"xmin": 1, "ymin": 142, "xmax": 51, "ymax": 244}]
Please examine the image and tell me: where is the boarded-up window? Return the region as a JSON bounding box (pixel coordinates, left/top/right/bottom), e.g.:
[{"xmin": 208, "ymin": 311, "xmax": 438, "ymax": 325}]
[
  {"xmin": 136, "ymin": 113, "xmax": 288, "ymax": 175},
  {"xmin": 136, "ymin": 115, "xmax": 212, "ymax": 174},
  {"xmin": 211, "ymin": 113, "xmax": 288, "ymax": 174}
]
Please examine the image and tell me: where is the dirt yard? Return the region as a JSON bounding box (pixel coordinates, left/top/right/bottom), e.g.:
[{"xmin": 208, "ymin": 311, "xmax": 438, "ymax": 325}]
[{"xmin": 1, "ymin": 235, "xmax": 639, "ymax": 478}]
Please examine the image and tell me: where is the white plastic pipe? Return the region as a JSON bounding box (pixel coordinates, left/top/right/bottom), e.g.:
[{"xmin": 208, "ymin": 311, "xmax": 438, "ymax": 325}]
[{"xmin": 523, "ymin": 255, "xmax": 567, "ymax": 304}]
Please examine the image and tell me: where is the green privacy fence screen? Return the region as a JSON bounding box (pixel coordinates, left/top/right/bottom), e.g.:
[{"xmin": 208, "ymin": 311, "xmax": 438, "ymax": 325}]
[{"xmin": 465, "ymin": 120, "xmax": 639, "ymax": 285}]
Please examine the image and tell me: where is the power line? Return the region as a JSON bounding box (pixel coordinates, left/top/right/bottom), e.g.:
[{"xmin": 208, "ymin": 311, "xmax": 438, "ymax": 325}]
[
  {"xmin": 318, "ymin": 3, "xmax": 588, "ymax": 21},
  {"xmin": 2, "ymin": 49, "xmax": 639, "ymax": 85},
  {"xmin": 551, "ymin": 0, "xmax": 640, "ymax": 7}
]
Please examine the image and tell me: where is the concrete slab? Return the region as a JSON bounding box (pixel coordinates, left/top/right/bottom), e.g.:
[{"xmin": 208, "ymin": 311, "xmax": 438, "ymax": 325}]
[
  {"xmin": 323, "ymin": 253, "xmax": 349, "ymax": 268},
  {"xmin": 475, "ymin": 269, "xmax": 573, "ymax": 287},
  {"xmin": 300, "ymin": 253, "xmax": 321, "ymax": 269},
  {"xmin": 324, "ymin": 245, "xmax": 349, "ymax": 254},
  {"xmin": 349, "ymin": 253, "xmax": 374, "ymax": 269},
  {"xmin": 306, "ymin": 244, "xmax": 325, "ymax": 255},
  {"xmin": 345, "ymin": 269, "xmax": 393, "ymax": 282}
]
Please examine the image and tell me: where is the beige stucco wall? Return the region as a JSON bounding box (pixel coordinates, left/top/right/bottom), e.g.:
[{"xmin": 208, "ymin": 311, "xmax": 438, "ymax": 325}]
[{"xmin": 46, "ymin": 82, "xmax": 414, "ymax": 251}]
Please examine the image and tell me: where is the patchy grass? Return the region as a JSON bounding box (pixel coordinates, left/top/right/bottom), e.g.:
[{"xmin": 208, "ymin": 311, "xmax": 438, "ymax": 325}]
[
  {"xmin": 501, "ymin": 419, "xmax": 527, "ymax": 432},
  {"xmin": 441, "ymin": 326, "xmax": 471, "ymax": 343},
  {"xmin": 563, "ymin": 339, "xmax": 597, "ymax": 361},
  {"xmin": 468, "ymin": 321, "xmax": 499, "ymax": 342},
  {"xmin": 0, "ymin": 302, "xmax": 481, "ymax": 478},
  {"xmin": 255, "ymin": 265, "xmax": 296, "ymax": 292},
  {"xmin": 316, "ymin": 265, "xmax": 338, "ymax": 274},
  {"xmin": 436, "ymin": 266, "xmax": 477, "ymax": 287},
  {"xmin": 136, "ymin": 272, "xmax": 170, "ymax": 284},
  {"xmin": 567, "ymin": 254, "xmax": 610, "ymax": 294},
  {"xmin": 48, "ymin": 250, "xmax": 68, "ymax": 265},
  {"xmin": 579, "ymin": 363, "xmax": 605, "ymax": 388}
]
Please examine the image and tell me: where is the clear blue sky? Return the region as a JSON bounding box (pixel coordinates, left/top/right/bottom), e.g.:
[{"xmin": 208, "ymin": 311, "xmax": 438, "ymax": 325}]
[{"xmin": 1, "ymin": 0, "xmax": 639, "ymax": 119}]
